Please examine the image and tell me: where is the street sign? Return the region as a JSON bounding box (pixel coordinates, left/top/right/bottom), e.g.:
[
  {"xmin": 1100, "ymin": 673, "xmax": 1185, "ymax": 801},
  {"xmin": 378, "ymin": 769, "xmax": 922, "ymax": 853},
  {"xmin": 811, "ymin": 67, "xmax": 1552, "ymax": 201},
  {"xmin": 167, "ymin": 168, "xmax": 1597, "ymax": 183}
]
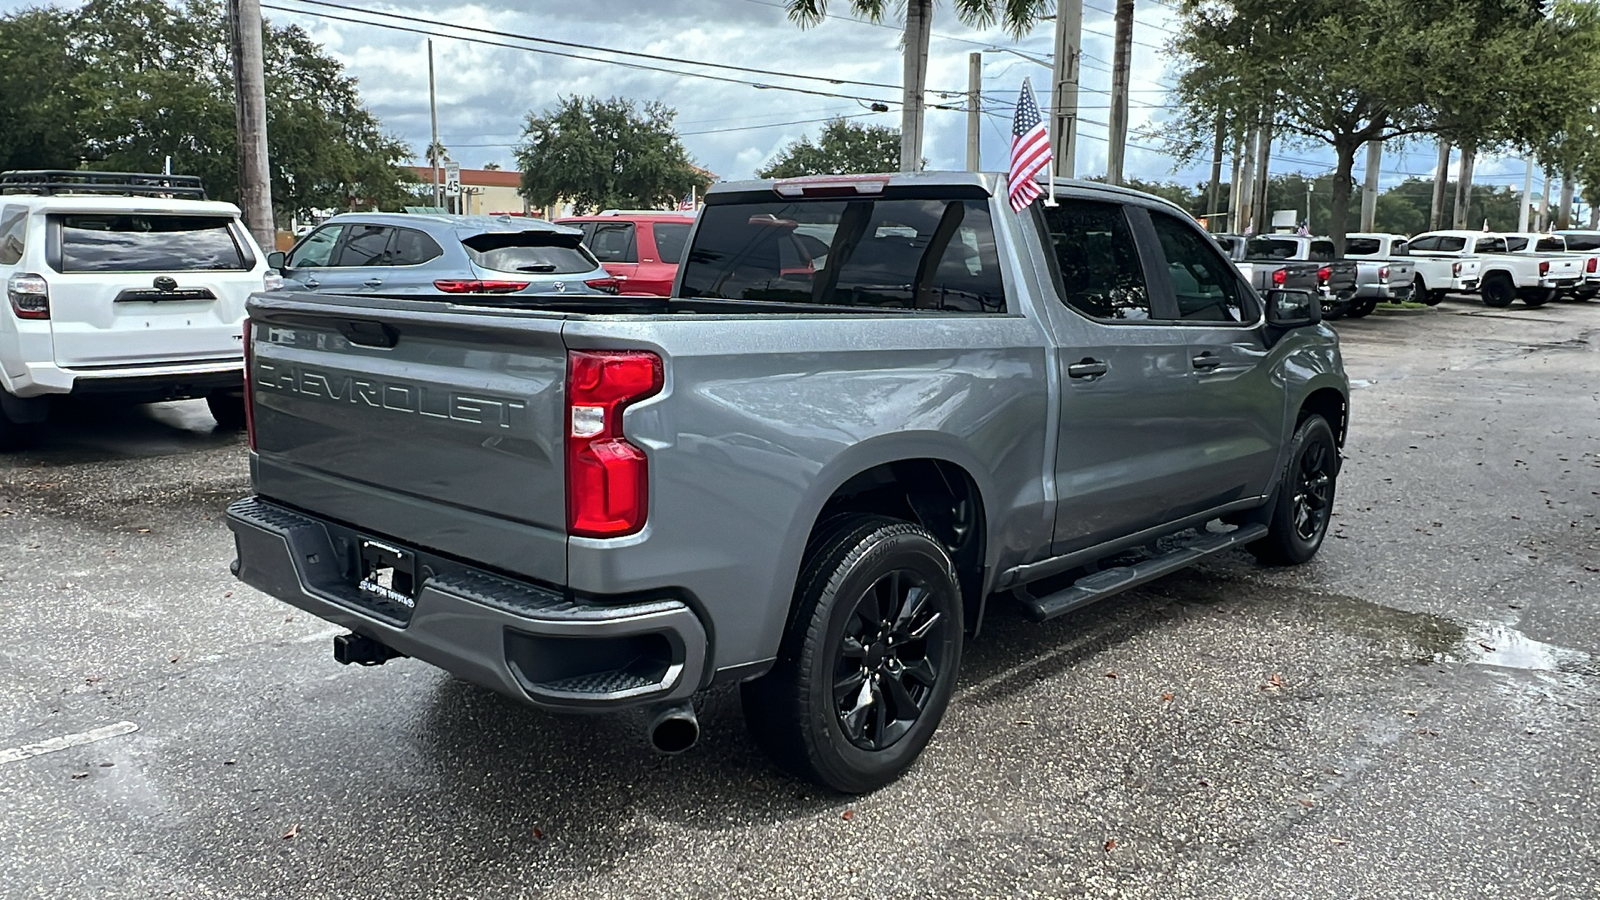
[{"xmin": 443, "ymin": 162, "xmax": 461, "ymax": 198}]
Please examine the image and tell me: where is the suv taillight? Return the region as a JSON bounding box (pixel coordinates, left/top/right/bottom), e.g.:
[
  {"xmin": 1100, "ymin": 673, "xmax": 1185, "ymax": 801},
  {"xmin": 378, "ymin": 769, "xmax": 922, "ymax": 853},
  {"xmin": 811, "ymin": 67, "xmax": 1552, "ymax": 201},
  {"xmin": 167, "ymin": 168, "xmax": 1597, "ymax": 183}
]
[
  {"xmin": 1452, "ymin": 262, "xmax": 1463, "ymax": 276},
  {"xmin": 1589, "ymin": 257, "xmax": 1598, "ymax": 274},
  {"xmin": 433, "ymin": 279, "xmax": 529, "ymax": 294},
  {"xmin": 566, "ymin": 350, "xmax": 663, "ymax": 538},
  {"xmin": 7, "ymin": 273, "xmax": 49, "ymax": 319},
  {"xmin": 585, "ymin": 277, "xmax": 621, "ymax": 294},
  {"xmin": 1539, "ymin": 260, "xmax": 1550, "ymax": 276},
  {"xmin": 1271, "ymin": 268, "xmax": 1286, "ymax": 286},
  {"xmin": 1378, "ymin": 266, "xmax": 1390, "ymax": 279},
  {"xmin": 242, "ymin": 318, "xmax": 257, "ymax": 451}
]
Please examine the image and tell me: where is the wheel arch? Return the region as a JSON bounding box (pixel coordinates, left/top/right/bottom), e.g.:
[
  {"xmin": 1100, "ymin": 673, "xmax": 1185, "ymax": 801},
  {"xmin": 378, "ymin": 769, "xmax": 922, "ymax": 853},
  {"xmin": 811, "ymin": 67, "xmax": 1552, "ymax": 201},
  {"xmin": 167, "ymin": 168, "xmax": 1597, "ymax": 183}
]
[{"xmin": 1299, "ymin": 385, "xmax": 1349, "ymax": 448}]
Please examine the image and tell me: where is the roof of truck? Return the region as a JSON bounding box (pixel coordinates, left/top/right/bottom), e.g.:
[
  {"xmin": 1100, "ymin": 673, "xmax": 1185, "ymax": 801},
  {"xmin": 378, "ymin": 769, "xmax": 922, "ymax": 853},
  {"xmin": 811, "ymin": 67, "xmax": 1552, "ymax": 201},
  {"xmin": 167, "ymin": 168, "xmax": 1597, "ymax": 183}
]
[{"xmin": 705, "ymin": 170, "xmax": 1196, "ymax": 218}]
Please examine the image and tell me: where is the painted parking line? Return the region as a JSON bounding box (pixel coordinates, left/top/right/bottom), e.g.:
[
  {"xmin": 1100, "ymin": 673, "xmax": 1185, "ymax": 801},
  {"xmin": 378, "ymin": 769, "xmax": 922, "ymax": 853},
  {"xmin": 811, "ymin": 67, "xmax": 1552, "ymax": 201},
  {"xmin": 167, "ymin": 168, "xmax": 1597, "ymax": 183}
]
[{"xmin": 0, "ymin": 721, "xmax": 139, "ymax": 764}]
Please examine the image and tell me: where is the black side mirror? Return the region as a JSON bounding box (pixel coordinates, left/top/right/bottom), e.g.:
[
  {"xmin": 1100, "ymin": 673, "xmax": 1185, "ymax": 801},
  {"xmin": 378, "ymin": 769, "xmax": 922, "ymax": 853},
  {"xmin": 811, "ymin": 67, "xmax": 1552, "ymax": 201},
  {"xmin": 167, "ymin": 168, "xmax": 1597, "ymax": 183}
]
[
  {"xmin": 266, "ymin": 250, "xmax": 286, "ymax": 271},
  {"xmin": 1264, "ymin": 288, "xmax": 1321, "ymax": 328}
]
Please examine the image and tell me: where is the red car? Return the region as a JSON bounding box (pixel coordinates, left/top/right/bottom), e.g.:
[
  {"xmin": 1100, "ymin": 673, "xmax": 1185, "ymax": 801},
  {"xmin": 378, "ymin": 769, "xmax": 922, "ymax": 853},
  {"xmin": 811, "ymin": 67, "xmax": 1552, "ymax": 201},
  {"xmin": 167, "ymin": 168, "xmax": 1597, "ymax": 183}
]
[{"xmin": 556, "ymin": 211, "xmax": 696, "ymax": 296}]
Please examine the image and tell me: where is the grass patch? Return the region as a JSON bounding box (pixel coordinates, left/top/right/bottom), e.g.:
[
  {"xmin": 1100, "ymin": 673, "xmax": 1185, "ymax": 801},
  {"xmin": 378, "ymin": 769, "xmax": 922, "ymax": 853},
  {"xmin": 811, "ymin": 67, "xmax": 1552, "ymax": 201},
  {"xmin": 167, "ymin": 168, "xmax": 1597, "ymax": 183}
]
[{"xmin": 1376, "ymin": 300, "xmax": 1430, "ymax": 310}]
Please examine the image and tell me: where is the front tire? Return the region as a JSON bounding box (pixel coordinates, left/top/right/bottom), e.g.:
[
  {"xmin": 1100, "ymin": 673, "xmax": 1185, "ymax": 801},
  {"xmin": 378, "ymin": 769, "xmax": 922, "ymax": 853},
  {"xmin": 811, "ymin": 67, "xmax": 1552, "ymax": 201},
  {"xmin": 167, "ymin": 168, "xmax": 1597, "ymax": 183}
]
[
  {"xmin": 1250, "ymin": 415, "xmax": 1338, "ymax": 566},
  {"xmin": 741, "ymin": 516, "xmax": 963, "ymax": 794}
]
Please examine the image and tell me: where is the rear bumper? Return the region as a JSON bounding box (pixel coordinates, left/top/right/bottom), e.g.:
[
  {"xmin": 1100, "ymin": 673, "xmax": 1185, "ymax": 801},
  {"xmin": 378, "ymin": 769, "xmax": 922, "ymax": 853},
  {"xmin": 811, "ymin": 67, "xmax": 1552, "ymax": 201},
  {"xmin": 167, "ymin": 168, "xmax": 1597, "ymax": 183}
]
[
  {"xmin": 8, "ymin": 358, "xmax": 242, "ymax": 399},
  {"xmin": 1354, "ymin": 282, "xmax": 1414, "ymax": 300},
  {"xmin": 225, "ymin": 497, "xmax": 708, "ymax": 711}
]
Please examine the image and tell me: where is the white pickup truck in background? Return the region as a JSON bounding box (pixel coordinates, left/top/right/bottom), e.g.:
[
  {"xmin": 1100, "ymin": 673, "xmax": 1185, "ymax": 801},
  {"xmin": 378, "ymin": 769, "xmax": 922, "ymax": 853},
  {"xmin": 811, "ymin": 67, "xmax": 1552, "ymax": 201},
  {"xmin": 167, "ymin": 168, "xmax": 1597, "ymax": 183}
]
[
  {"xmin": 1531, "ymin": 231, "xmax": 1600, "ymax": 300},
  {"xmin": 1405, "ymin": 230, "xmax": 1577, "ymax": 307}
]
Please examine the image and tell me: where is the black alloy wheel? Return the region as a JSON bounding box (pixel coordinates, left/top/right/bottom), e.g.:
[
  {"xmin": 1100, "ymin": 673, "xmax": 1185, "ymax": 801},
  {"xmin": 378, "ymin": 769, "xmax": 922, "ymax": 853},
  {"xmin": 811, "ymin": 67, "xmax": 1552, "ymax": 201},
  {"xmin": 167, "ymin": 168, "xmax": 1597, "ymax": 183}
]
[
  {"xmin": 741, "ymin": 515, "xmax": 963, "ymax": 793},
  {"xmin": 1250, "ymin": 414, "xmax": 1338, "ymax": 566},
  {"xmin": 833, "ymin": 569, "xmax": 948, "ymax": 752}
]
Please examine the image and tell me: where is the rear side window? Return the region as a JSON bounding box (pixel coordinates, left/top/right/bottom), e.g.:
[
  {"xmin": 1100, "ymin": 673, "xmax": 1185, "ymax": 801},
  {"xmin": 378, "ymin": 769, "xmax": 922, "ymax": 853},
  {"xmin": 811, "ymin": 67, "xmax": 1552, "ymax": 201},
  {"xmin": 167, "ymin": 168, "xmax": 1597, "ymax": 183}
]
[
  {"xmin": 1041, "ymin": 200, "xmax": 1150, "ymax": 320},
  {"xmin": 1438, "ymin": 237, "xmax": 1467, "ymax": 252},
  {"xmin": 0, "ymin": 206, "xmax": 26, "ymax": 265},
  {"xmin": 56, "ymin": 214, "xmax": 247, "ymax": 273},
  {"xmin": 332, "ymin": 224, "xmax": 393, "ymax": 266},
  {"xmin": 1345, "ymin": 238, "xmax": 1380, "ymax": 256},
  {"xmin": 652, "ymin": 222, "xmax": 691, "ymax": 264},
  {"xmin": 464, "ymin": 232, "xmax": 598, "ymax": 275},
  {"xmin": 1407, "ymin": 236, "xmax": 1440, "ymax": 252},
  {"xmin": 389, "ymin": 227, "xmax": 443, "ymax": 266},
  {"xmin": 1476, "ymin": 237, "xmax": 1506, "ymax": 253},
  {"xmin": 679, "ymin": 197, "xmax": 1006, "ymax": 313},
  {"xmin": 588, "ymin": 223, "xmax": 637, "ymax": 263}
]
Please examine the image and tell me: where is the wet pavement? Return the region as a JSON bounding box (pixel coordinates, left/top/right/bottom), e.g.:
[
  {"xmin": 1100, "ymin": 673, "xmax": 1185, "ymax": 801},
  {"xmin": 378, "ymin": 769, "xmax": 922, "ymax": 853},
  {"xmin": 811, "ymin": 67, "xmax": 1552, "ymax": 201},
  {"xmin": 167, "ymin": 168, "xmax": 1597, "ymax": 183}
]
[{"xmin": 1, "ymin": 296, "xmax": 1597, "ymax": 898}]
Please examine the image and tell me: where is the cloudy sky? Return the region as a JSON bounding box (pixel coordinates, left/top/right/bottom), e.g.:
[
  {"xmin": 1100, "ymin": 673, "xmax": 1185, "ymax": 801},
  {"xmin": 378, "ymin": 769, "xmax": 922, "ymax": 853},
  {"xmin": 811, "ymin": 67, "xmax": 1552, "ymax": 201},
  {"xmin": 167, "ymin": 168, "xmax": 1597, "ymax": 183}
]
[{"xmin": 5, "ymin": 0, "xmax": 1539, "ymax": 196}]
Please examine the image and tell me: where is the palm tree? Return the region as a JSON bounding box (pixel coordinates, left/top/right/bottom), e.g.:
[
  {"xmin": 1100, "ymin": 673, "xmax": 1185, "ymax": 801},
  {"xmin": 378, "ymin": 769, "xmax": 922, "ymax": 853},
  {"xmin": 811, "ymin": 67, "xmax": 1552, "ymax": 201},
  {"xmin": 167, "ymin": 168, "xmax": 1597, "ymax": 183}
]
[{"xmin": 785, "ymin": 1, "xmax": 1052, "ymax": 171}]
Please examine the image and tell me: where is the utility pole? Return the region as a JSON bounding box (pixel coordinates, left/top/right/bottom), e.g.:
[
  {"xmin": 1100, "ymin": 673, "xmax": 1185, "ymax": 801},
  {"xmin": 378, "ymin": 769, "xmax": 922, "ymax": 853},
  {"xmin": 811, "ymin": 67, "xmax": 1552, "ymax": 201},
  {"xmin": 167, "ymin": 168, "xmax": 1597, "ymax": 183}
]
[
  {"xmin": 428, "ymin": 40, "xmax": 441, "ymax": 208},
  {"xmin": 1205, "ymin": 114, "xmax": 1225, "ymax": 230},
  {"xmin": 1538, "ymin": 169, "xmax": 1552, "ymax": 230},
  {"xmin": 966, "ymin": 52, "xmax": 981, "ymax": 171},
  {"xmin": 1360, "ymin": 140, "xmax": 1381, "ymax": 232},
  {"xmin": 1518, "ymin": 157, "xmax": 1535, "ymax": 233},
  {"xmin": 1252, "ymin": 106, "xmax": 1273, "ymax": 235},
  {"xmin": 900, "ymin": 0, "xmax": 932, "ymax": 172},
  {"xmin": 1429, "ymin": 140, "xmax": 1451, "ymax": 231},
  {"xmin": 1238, "ymin": 123, "xmax": 1258, "ymax": 233},
  {"xmin": 1229, "ymin": 132, "xmax": 1244, "ymax": 233},
  {"xmin": 227, "ymin": 0, "xmax": 274, "ymax": 251},
  {"xmin": 1452, "ymin": 143, "xmax": 1477, "ymax": 230},
  {"xmin": 1105, "ymin": 0, "xmax": 1134, "ymax": 185},
  {"xmin": 1049, "ymin": 1, "xmax": 1082, "ymax": 178}
]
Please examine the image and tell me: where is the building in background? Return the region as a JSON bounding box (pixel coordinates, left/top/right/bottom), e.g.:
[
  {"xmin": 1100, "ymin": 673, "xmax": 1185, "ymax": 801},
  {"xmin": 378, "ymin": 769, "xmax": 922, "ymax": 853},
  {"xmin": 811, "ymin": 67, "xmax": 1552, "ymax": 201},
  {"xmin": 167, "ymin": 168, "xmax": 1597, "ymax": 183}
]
[{"xmin": 408, "ymin": 166, "xmax": 532, "ymax": 216}]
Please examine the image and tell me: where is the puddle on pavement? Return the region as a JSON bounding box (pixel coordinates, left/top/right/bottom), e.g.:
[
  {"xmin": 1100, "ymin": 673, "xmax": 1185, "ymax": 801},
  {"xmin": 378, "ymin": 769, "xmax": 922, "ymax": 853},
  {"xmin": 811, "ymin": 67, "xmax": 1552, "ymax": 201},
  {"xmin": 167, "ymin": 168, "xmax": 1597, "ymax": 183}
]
[{"xmin": 1314, "ymin": 592, "xmax": 1597, "ymax": 677}]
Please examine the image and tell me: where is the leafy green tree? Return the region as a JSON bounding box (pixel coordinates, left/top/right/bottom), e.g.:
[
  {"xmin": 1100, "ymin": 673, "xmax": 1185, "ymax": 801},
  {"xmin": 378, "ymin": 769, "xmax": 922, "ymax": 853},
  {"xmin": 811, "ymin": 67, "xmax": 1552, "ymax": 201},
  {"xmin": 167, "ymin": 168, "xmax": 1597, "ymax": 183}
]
[
  {"xmin": 515, "ymin": 96, "xmax": 711, "ymax": 213},
  {"xmin": 0, "ymin": 0, "xmax": 411, "ymax": 221},
  {"xmin": 757, "ymin": 118, "xmax": 900, "ymax": 178},
  {"xmin": 784, "ymin": 1, "xmax": 1052, "ymax": 170}
]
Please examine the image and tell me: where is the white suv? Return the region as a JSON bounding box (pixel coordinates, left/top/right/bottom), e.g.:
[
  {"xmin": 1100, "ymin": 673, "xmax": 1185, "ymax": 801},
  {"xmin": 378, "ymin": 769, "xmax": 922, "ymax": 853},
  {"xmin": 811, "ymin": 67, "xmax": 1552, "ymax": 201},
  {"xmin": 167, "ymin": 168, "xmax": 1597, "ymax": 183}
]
[{"xmin": 0, "ymin": 171, "xmax": 276, "ymax": 448}]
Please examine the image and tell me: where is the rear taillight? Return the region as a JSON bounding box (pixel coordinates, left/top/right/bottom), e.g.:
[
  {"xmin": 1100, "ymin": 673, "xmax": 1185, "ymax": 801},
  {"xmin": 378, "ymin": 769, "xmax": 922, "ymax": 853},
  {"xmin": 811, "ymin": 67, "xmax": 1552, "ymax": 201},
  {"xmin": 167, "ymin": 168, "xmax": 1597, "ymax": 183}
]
[
  {"xmin": 7, "ymin": 272, "xmax": 49, "ymax": 319},
  {"xmin": 1378, "ymin": 266, "xmax": 1390, "ymax": 279},
  {"xmin": 1539, "ymin": 260, "xmax": 1550, "ymax": 276},
  {"xmin": 585, "ymin": 277, "xmax": 621, "ymax": 295},
  {"xmin": 242, "ymin": 317, "xmax": 256, "ymax": 451},
  {"xmin": 432, "ymin": 279, "xmax": 530, "ymax": 294},
  {"xmin": 1271, "ymin": 268, "xmax": 1287, "ymax": 286},
  {"xmin": 566, "ymin": 350, "xmax": 663, "ymax": 538},
  {"xmin": 1452, "ymin": 262, "xmax": 1463, "ymax": 276},
  {"xmin": 1589, "ymin": 257, "xmax": 1598, "ymax": 273},
  {"xmin": 1318, "ymin": 266, "xmax": 1331, "ymax": 283}
]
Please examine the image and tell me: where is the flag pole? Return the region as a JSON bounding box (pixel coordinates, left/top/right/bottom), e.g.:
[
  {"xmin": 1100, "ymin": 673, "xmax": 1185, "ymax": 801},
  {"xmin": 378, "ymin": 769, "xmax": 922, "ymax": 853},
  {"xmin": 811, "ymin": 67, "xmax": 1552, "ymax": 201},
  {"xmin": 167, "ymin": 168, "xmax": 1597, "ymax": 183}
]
[{"xmin": 1044, "ymin": 82, "xmax": 1058, "ymax": 207}]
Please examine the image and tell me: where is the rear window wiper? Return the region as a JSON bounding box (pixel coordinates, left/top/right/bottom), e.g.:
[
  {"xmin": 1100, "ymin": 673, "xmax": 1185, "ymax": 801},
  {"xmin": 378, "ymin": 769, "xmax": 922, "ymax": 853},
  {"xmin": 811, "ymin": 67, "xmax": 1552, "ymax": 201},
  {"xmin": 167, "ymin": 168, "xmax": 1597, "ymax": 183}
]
[{"xmin": 513, "ymin": 264, "xmax": 558, "ymax": 272}]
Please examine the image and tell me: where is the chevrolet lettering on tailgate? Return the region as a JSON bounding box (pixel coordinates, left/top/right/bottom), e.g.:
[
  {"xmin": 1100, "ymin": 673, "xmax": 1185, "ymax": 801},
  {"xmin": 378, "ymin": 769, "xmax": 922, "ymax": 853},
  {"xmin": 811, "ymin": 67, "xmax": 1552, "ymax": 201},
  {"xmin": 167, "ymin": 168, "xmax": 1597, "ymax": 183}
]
[{"xmin": 255, "ymin": 360, "xmax": 526, "ymax": 429}]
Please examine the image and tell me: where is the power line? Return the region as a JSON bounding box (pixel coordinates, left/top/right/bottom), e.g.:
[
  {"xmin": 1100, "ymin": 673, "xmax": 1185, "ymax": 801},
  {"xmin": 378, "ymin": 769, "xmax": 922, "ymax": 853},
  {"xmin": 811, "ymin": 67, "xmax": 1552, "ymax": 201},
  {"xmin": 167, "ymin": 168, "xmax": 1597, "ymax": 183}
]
[{"xmin": 263, "ymin": 1, "xmax": 903, "ymax": 105}]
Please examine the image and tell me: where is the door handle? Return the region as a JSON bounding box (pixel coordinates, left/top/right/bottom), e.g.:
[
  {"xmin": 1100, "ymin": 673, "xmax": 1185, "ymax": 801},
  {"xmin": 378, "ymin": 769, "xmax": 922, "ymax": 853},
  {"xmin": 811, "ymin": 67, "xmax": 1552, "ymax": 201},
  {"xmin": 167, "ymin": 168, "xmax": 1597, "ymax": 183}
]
[
  {"xmin": 1192, "ymin": 352, "xmax": 1223, "ymax": 370},
  {"xmin": 304, "ymin": 277, "xmax": 320, "ymax": 288},
  {"xmin": 1067, "ymin": 358, "xmax": 1109, "ymax": 379},
  {"xmin": 363, "ymin": 278, "xmax": 383, "ymax": 287}
]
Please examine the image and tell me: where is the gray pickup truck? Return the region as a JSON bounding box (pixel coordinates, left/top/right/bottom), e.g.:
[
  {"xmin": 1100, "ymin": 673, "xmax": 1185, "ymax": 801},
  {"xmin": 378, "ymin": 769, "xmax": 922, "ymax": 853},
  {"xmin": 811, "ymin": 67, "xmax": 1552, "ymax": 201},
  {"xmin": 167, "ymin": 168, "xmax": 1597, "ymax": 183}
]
[
  {"xmin": 227, "ymin": 173, "xmax": 1349, "ymax": 793},
  {"xmin": 1240, "ymin": 235, "xmax": 1361, "ymax": 319}
]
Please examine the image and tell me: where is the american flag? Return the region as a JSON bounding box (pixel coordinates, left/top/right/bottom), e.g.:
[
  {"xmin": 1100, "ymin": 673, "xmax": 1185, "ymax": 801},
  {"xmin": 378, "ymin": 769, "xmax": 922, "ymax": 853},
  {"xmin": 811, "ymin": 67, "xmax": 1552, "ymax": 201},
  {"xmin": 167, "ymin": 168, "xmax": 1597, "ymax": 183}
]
[
  {"xmin": 1009, "ymin": 78, "xmax": 1051, "ymax": 212},
  {"xmin": 678, "ymin": 193, "xmax": 696, "ymax": 211}
]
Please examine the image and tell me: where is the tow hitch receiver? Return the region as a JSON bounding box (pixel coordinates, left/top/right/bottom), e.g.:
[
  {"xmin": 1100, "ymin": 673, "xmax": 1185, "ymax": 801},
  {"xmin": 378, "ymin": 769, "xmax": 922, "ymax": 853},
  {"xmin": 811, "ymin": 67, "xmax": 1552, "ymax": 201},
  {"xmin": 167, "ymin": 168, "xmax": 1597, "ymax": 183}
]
[{"xmin": 333, "ymin": 632, "xmax": 404, "ymax": 666}]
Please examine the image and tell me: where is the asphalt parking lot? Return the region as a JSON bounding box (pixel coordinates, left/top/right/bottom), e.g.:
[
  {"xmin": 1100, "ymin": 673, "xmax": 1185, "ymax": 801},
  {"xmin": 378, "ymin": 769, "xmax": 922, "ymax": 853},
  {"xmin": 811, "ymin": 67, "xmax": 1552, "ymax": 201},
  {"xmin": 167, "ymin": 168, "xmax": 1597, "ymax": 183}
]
[{"xmin": 2, "ymin": 297, "xmax": 1597, "ymax": 899}]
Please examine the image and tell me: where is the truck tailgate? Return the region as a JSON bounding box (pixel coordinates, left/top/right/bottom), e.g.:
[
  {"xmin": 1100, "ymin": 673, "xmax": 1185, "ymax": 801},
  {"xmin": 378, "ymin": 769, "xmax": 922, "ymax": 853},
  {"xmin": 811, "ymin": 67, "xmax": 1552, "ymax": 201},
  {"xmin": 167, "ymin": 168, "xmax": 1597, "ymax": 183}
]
[{"xmin": 246, "ymin": 293, "xmax": 570, "ymax": 585}]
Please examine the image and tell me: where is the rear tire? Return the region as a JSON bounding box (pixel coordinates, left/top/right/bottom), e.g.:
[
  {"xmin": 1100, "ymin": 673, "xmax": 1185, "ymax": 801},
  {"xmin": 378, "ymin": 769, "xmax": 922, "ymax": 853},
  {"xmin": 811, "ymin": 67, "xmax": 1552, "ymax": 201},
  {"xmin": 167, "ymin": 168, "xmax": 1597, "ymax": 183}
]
[
  {"xmin": 1250, "ymin": 415, "xmax": 1338, "ymax": 566},
  {"xmin": 206, "ymin": 392, "xmax": 247, "ymax": 430},
  {"xmin": 741, "ymin": 515, "xmax": 963, "ymax": 794},
  {"xmin": 1481, "ymin": 274, "xmax": 1516, "ymax": 308},
  {"xmin": 1346, "ymin": 298, "xmax": 1377, "ymax": 318},
  {"xmin": 0, "ymin": 391, "xmax": 36, "ymax": 452}
]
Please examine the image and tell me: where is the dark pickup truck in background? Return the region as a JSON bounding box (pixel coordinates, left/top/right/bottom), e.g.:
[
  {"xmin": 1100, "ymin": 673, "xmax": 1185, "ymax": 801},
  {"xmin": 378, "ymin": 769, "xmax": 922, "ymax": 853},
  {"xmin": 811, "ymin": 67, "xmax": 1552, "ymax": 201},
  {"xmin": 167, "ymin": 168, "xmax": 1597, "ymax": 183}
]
[
  {"xmin": 1241, "ymin": 235, "xmax": 1361, "ymax": 319},
  {"xmin": 227, "ymin": 173, "xmax": 1349, "ymax": 793}
]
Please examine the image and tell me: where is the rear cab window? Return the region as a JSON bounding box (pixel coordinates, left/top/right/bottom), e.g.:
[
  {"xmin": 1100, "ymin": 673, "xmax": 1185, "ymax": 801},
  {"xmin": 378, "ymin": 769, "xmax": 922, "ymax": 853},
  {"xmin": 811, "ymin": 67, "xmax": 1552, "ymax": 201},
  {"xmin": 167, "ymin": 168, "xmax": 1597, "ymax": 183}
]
[
  {"xmin": 52, "ymin": 214, "xmax": 250, "ymax": 272},
  {"xmin": 1308, "ymin": 241, "xmax": 1336, "ymax": 262},
  {"xmin": 464, "ymin": 230, "xmax": 599, "ymax": 275},
  {"xmin": 678, "ymin": 194, "xmax": 1006, "ymax": 313},
  {"xmin": 0, "ymin": 205, "xmax": 27, "ymax": 265},
  {"xmin": 1345, "ymin": 238, "xmax": 1381, "ymax": 256},
  {"xmin": 1245, "ymin": 238, "xmax": 1299, "ymax": 260}
]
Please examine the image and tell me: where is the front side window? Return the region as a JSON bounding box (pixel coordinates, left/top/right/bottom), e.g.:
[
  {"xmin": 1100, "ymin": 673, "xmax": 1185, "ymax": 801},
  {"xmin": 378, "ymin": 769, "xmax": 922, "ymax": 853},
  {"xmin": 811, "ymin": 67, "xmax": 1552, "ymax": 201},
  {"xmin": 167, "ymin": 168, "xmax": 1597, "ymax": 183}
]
[
  {"xmin": 1041, "ymin": 200, "xmax": 1150, "ymax": 320},
  {"xmin": 56, "ymin": 214, "xmax": 248, "ymax": 273},
  {"xmin": 331, "ymin": 224, "xmax": 393, "ymax": 267},
  {"xmin": 287, "ymin": 225, "xmax": 343, "ymax": 268},
  {"xmin": 0, "ymin": 206, "xmax": 27, "ymax": 265},
  {"xmin": 588, "ymin": 223, "xmax": 637, "ymax": 263},
  {"xmin": 679, "ymin": 197, "xmax": 1005, "ymax": 312},
  {"xmin": 652, "ymin": 222, "xmax": 691, "ymax": 264},
  {"xmin": 1151, "ymin": 212, "xmax": 1253, "ymax": 323}
]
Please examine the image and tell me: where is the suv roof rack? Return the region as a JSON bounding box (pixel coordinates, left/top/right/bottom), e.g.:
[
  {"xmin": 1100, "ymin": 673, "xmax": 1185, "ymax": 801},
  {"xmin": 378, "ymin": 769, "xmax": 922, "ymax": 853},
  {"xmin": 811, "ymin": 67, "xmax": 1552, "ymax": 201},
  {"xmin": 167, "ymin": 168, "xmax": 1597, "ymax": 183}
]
[{"xmin": 0, "ymin": 170, "xmax": 208, "ymax": 200}]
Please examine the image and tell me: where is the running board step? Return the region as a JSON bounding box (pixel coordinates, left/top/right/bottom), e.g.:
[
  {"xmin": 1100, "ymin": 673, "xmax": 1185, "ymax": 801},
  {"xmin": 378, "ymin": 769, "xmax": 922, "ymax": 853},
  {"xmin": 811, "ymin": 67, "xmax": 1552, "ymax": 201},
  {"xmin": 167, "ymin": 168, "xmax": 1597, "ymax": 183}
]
[{"xmin": 1017, "ymin": 524, "xmax": 1269, "ymax": 622}]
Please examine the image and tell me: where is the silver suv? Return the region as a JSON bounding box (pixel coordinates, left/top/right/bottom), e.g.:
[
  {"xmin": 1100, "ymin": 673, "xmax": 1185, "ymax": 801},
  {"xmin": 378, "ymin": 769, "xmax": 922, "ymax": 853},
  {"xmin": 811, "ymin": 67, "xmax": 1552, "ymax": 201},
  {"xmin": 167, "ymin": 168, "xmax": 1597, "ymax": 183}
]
[{"xmin": 270, "ymin": 213, "xmax": 617, "ymax": 296}]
